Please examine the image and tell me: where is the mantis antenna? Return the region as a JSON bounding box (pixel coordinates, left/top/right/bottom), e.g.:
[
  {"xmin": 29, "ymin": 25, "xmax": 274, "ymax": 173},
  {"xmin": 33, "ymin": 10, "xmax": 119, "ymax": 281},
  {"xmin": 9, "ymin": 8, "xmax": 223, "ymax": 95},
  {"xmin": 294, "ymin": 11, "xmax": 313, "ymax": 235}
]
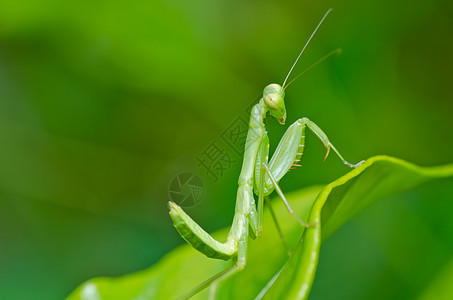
[
  {"xmin": 281, "ymin": 8, "xmax": 333, "ymax": 89},
  {"xmin": 282, "ymin": 48, "xmax": 341, "ymax": 91}
]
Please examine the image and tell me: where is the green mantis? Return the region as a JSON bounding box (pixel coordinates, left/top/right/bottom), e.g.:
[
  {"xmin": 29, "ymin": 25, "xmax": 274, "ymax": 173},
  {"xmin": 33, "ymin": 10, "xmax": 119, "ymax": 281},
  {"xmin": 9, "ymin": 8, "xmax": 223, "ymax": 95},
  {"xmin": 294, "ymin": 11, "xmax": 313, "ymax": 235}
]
[{"xmin": 168, "ymin": 9, "xmax": 363, "ymax": 300}]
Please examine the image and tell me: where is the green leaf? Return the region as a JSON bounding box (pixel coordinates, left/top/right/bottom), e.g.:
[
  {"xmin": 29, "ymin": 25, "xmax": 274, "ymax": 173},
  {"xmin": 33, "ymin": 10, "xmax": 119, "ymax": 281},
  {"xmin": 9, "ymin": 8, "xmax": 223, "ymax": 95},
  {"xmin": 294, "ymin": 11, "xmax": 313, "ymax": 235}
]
[
  {"xmin": 66, "ymin": 156, "xmax": 453, "ymax": 300},
  {"xmin": 418, "ymin": 259, "xmax": 453, "ymax": 300}
]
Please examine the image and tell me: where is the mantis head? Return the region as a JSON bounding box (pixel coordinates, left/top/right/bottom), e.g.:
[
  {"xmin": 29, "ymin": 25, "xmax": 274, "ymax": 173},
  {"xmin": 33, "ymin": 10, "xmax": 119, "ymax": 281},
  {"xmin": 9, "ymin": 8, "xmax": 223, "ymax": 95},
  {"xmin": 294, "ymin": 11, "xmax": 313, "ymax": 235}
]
[
  {"xmin": 263, "ymin": 83, "xmax": 286, "ymax": 125},
  {"xmin": 261, "ymin": 9, "xmax": 335, "ymax": 127},
  {"xmin": 261, "ymin": 9, "xmax": 337, "ymax": 126}
]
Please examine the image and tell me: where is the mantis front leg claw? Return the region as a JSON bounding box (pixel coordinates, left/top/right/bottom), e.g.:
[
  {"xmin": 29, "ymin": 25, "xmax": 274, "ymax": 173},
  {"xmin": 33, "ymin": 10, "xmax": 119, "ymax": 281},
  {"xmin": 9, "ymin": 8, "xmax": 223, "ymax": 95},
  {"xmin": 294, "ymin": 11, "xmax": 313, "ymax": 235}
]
[{"xmin": 326, "ymin": 142, "xmax": 365, "ymax": 169}]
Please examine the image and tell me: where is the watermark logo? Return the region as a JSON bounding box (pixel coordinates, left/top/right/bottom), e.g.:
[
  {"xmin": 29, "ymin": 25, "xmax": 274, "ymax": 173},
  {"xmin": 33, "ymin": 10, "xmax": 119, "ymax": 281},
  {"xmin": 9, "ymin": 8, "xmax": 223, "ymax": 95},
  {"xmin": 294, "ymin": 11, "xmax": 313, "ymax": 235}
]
[
  {"xmin": 168, "ymin": 94, "xmax": 261, "ymax": 208},
  {"xmin": 195, "ymin": 95, "xmax": 261, "ymax": 183},
  {"xmin": 168, "ymin": 173, "xmax": 204, "ymax": 208}
]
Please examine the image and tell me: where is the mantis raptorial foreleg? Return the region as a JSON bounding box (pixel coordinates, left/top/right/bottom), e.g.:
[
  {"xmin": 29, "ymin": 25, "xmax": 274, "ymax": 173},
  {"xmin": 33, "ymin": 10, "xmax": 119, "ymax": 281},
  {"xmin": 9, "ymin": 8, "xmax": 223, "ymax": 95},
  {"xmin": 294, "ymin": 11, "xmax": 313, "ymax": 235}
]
[
  {"xmin": 300, "ymin": 117, "xmax": 365, "ymax": 168},
  {"xmin": 168, "ymin": 9, "xmax": 365, "ymax": 299},
  {"xmin": 254, "ymin": 117, "xmax": 363, "ymax": 248},
  {"xmin": 259, "ymin": 117, "xmax": 363, "ymax": 195},
  {"xmin": 254, "ymin": 140, "xmax": 292, "ymax": 254}
]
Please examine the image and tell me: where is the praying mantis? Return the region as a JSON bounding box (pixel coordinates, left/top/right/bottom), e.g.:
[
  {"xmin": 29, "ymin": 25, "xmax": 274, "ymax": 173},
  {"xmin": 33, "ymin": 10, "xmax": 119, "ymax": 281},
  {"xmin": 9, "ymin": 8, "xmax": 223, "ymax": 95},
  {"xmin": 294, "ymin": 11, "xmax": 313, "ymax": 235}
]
[{"xmin": 168, "ymin": 9, "xmax": 364, "ymax": 300}]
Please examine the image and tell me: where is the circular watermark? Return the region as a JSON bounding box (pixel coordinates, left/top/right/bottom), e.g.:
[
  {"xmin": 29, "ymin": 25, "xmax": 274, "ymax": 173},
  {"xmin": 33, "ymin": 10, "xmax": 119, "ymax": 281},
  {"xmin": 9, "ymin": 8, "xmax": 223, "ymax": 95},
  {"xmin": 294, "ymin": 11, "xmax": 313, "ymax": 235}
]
[{"xmin": 168, "ymin": 173, "xmax": 204, "ymax": 208}]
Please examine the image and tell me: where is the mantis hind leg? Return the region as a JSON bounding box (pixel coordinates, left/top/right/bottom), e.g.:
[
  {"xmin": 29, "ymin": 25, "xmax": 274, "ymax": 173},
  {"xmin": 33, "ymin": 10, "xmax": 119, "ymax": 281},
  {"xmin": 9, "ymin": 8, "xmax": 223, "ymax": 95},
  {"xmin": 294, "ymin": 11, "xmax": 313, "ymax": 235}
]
[
  {"xmin": 176, "ymin": 266, "xmax": 234, "ymax": 300},
  {"xmin": 264, "ymin": 195, "xmax": 292, "ymax": 255},
  {"xmin": 263, "ymin": 162, "xmax": 314, "ymax": 228},
  {"xmin": 208, "ymin": 236, "xmax": 247, "ymax": 300}
]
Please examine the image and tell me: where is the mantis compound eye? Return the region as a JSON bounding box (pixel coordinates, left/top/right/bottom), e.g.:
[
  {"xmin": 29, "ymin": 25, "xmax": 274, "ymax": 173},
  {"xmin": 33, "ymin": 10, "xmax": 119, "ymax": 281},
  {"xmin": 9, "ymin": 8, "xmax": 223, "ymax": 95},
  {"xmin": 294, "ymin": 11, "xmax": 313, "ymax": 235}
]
[{"xmin": 265, "ymin": 94, "xmax": 281, "ymax": 110}]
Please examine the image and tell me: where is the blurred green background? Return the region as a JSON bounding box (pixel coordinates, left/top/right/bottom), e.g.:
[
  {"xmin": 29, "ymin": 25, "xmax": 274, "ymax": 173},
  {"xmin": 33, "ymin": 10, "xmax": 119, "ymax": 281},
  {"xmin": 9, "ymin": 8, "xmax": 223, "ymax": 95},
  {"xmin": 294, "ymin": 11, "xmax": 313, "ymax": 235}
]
[{"xmin": 0, "ymin": 0, "xmax": 452, "ymax": 299}]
